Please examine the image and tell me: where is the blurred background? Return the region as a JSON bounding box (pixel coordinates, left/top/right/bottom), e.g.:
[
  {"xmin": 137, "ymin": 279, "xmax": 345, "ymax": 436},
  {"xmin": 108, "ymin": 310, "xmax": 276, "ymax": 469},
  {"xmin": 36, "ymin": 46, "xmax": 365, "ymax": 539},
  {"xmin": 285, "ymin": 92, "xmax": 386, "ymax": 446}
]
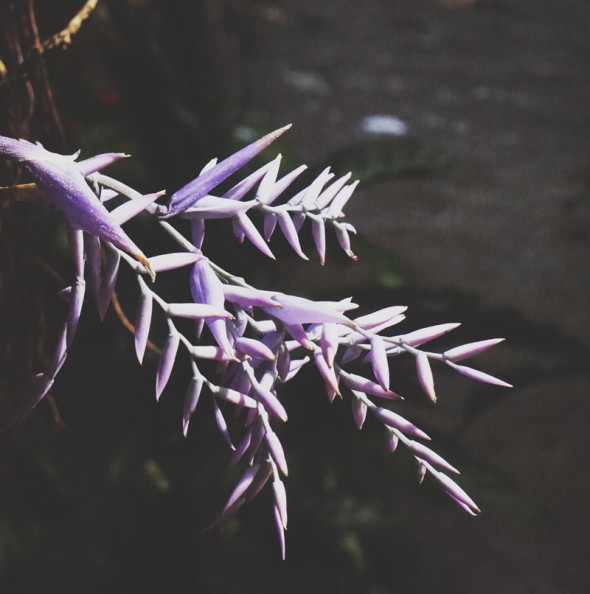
[{"xmin": 0, "ymin": 0, "xmax": 588, "ymax": 592}]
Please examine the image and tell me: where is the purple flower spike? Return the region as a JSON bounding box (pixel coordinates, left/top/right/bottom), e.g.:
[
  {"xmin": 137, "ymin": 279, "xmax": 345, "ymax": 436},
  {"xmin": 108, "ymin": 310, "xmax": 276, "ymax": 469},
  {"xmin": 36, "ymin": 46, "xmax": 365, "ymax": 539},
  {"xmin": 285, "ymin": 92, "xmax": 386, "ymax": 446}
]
[
  {"xmin": 164, "ymin": 125, "xmax": 292, "ymax": 217},
  {"xmin": 229, "ymin": 430, "xmax": 252, "ymax": 468},
  {"xmin": 373, "ymin": 407, "xmax": 430, "ymax": 441},
  {"xmin": 0, "ymin": 136, "xmax": 154, "ymax": 279}
]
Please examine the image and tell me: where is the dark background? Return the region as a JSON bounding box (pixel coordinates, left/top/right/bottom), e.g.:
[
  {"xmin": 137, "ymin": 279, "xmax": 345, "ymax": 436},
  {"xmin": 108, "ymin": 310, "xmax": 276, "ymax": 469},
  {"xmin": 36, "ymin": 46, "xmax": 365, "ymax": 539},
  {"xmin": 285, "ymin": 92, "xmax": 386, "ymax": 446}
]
[{"xmin": 1, "ymin": 1, "xmax": 588, "ymax": 592}]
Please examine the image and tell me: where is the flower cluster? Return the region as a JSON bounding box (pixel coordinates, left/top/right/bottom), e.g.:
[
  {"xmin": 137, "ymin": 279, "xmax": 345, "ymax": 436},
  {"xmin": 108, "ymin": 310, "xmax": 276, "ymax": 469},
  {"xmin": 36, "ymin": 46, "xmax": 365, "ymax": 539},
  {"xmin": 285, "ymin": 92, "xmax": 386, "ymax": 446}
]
[{"xmin": 0, "ymin": 126, "xmax": 510, "ymax": 558}]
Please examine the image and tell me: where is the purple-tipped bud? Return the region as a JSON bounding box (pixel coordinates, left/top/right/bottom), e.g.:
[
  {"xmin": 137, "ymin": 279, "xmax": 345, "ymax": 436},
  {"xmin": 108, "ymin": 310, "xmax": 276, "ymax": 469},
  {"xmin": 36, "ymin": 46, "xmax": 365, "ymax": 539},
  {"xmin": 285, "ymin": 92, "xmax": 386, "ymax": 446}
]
[
  {"xmin": 370, "ymin": 335, "xmax": 390, "ymax": 391},
  {"xmin": 416, "ymin": 352, "xmax": 436, "ymax": 402},
  {"xmin": 314, "ymin": 351, "xmax": 340, "ymax": 397},
  {"xmin": 234, "ymin": 212, "xmax": 275, "ymax": 258},
  {"xmin": 266, "ymin": 430, "xmax": 288, "ymax": 476},
  {"xmin": 272, "ymin": 478, "xmax": 288, "ymax": 530},
  {"xmin": 212, "ymin": 398, "xmax": 235, "ymax": 450},
  {"xmin": 222, "ymin": 285, "xmax": 280, "ymax": 309},
  {"xmin": 84, "ymin": 233, "xmax": 102, "ymax": 305},
  {"xmin": 109, "ymin": 191, "xmax": 164, "ymax": 226},
  {"xmin": 249, "ymin": 376, "xmax": 288, "ymax": 422},
  {"xmin": 443, "ymin": 338, "xmax": 505, "ymax": 362},
  {"xmin": 222, "ymin": 463, "xmax": 260, "ymax": 513},
  {"xmin": 66, "ymin": 278, "xmax": 86, "ymax": 347},
  {"xmin": 333, "ymin": 220, "xmax": 358, "ymax": 260},
  {"xmin": 229, "ymin": 430, "xmax": 252, "ymax": 468},
  {"xmin": 385, "ymin": 428, "xmax": 399, "ymax": 452},
  {"xmin": 224, "ymin": 160, "xmax": 274, "ymax": 201},
  {"xmin": 277, "ymin": 210, "xmax": 308, "ymax": 260},
  {"xmin": 215, "ymin": 386, "xmax": 258, "ymax": 408},
  {"xmin": 284, "ymin": 356, "xmax": 310, "ymax": 381},
  {"xmin": 266, "ymin": 293, "xmax": 352, "ymax": 326},
  {"xmin": 446, "ymin": 361, "xmax": 512, "ymax": 387},
  {"xmin": 354, "ymin": 306, "xmax": 408, "ymax": 330},
  {"xmin": 341, "ymin": 371, "xmax": 402, "ymax": 400},
  {"xmin": 301, "ymin": 167, "xmax": 334, "ymax": 209},
  {"xmin": 310, "ymin": 214, "xmax": 326, "ymax": 265},
  {"xmin": 254, "ymin": 154, "xmax": 281, "ymax": 204},
  {"xmin": 181, "ymin": 196, "xmax": 257, "ymax": 219},
  {"xmin": 134, "ymin": 282, "xmax": 153, "ymax": 364},
  {"xmin": 97, "ymin": 247, "xmax": 120, "ymax": 320},
  {"xmin": 76, "ymin": 152, "xmax": 129, "ymax": 175},
  {"xmin": 274, "ymin": 505, "xmax": 286, "ymax": 560},
  {"xmin": 264, "ymin": 164, "xmax": 308, "ymax": 206},
  {"xmin": 314, "ymin": 172, "xmax": 352, "ymax": 210},
  {"xmin": 351, "ymin": 393, "xmax": 368, "ymax": 430},
  {"xmin": 165, "ymin": 125, "xmax": 291, "ymax": 217},
  {"xmin": 167, "ymin": 303, "xmax": 232, "ymax": 320},
  {"xmin": 327, "ymin": 180, "xmax": 358, "ymax": 217},
  {"xmin": 276, "ymin": 343, "xmax": 291, "ymax": 381},
  {"xmin": 191, "ymin": 218, "xmax": 205, "ymax": 250},
  {"xmin": 147, "ymin": 252, "xmax": 204, "ymax": 273},
  {"xmin": 156, "ymin": 333, "xmax": 180, "ymax": 400},
  {"xmin": 263, "ymin": 212, "xmax": 278, "ymax": 240},
  {"xmin": 416, "ymin": 460, "xmax": 427, "ymax": 484},
  {"xmin": 321, "ymin": 323, "xmax": 338, "ymax": 368},
  {"xmin": 433, "ymin": 471, "xmax": 480, "ymax": 514},
  {"xmin": 182, "ymin": 376, "xmax": 204, "ymax": 436},
  {"xmin": 235, "ymin": 337, "xmax": 276, "ymax": 361},
  {"xmin": 373, "ymin": 407, "xmax": 430, "ymax": 440},
  {"xmin": 398, "ymin": 323, "xmax": 461, "ymax": 348},
  {"xmin": 407, "ymin": 440, "xmax": 459, "ymax": 474}
]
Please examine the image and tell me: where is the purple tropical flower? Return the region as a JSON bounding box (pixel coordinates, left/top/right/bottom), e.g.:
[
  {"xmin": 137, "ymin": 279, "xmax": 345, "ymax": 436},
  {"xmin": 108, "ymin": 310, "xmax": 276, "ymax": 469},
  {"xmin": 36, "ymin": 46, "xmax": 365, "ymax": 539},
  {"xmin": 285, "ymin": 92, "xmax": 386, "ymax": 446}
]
[{"xmin": 0, "ymin": 135, "xmax": 155, "ymax": 278}]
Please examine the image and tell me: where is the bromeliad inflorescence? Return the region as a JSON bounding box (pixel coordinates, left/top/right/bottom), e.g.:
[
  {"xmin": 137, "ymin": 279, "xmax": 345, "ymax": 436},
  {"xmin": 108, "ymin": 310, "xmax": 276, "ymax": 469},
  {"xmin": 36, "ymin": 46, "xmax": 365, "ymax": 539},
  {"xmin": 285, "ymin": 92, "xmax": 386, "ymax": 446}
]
[{"xmin": 0, "ymin": 126, "xmax": 511, "ymax": 558}]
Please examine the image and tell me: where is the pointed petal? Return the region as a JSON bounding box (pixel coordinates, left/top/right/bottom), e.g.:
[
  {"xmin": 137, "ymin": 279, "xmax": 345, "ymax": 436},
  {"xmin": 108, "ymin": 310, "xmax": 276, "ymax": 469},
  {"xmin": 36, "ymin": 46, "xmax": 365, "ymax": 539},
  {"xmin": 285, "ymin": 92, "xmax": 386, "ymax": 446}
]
[{"xmin": 165, "ymin": 125, "xmax": 291, "ymax": 217}]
